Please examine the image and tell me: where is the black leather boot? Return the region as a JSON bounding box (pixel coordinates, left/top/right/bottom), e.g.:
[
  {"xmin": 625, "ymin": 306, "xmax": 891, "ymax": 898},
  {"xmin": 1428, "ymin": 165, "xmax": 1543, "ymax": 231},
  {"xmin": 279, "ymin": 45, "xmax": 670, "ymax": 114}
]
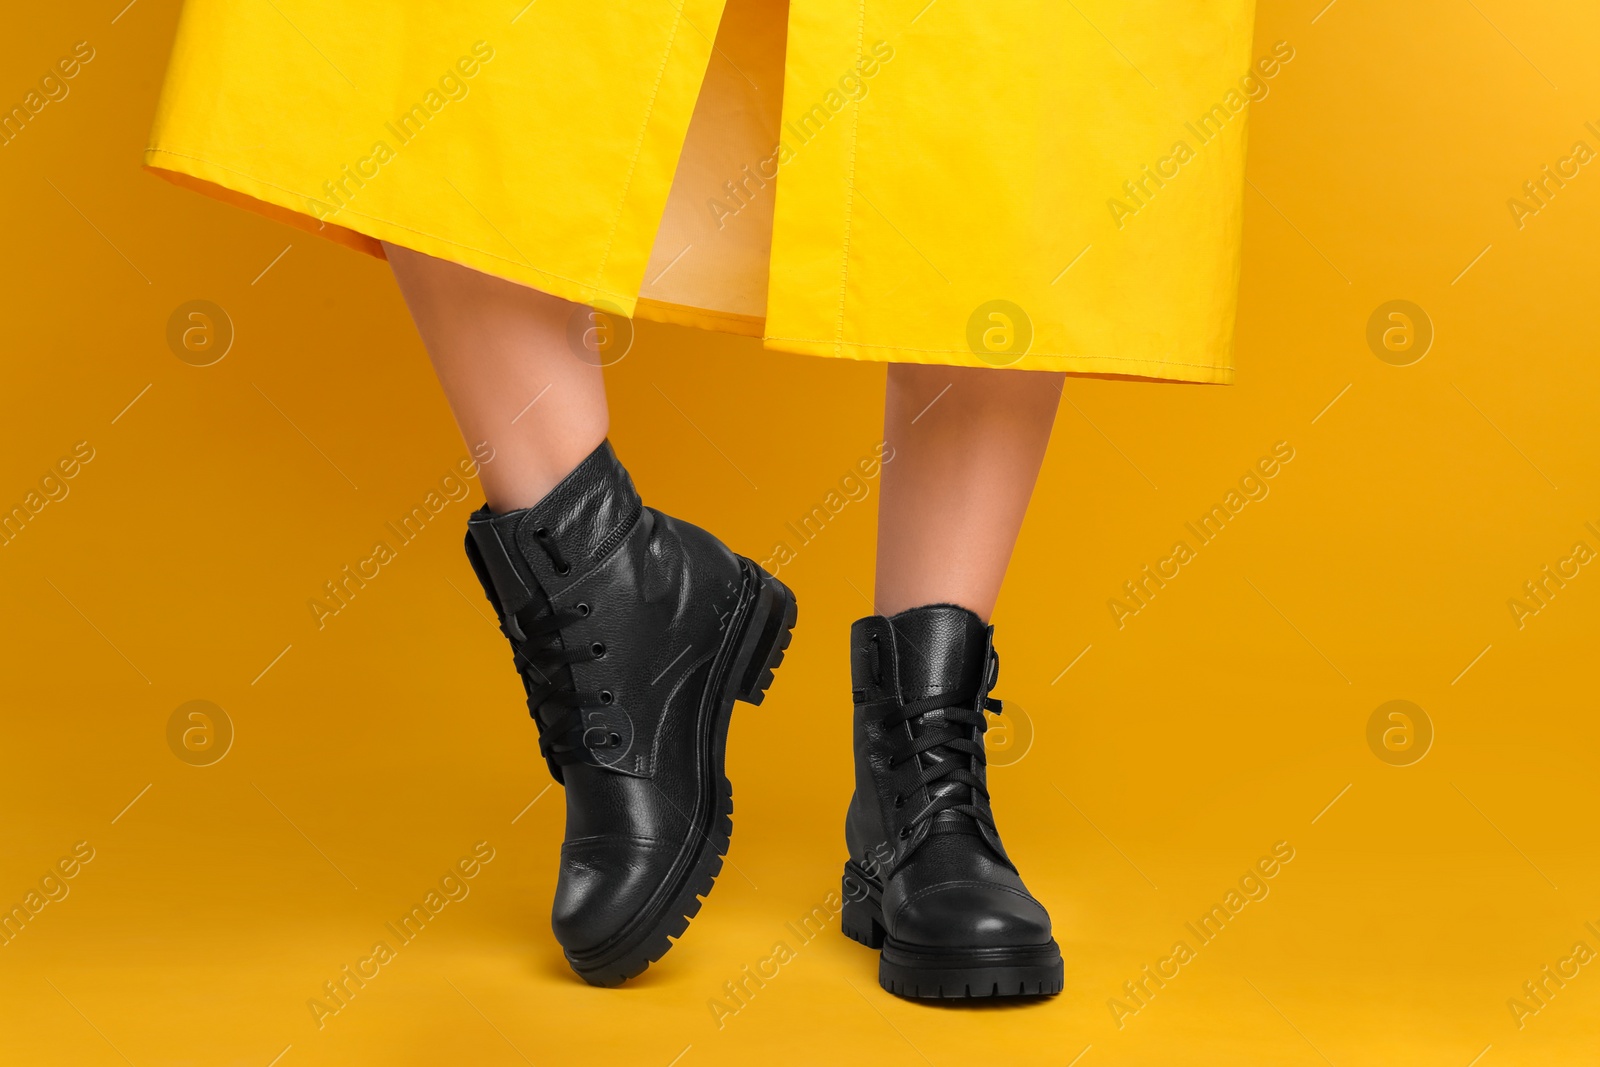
[
  {"xmin": 840, "ymin": 604, "xmax": 1062, "ymax": 998},
  {"xmin": 464, "ymin": 440, "xmax": 797, "ymax": 986}
]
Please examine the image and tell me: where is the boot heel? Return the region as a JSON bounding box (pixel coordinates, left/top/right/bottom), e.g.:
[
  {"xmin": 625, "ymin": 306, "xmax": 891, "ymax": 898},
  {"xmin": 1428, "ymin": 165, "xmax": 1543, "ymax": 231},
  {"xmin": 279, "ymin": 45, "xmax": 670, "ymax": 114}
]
[
  {"xmin": 840, "ymin": 863, "xmax": 886, "ymax": 948},
  {"xmin": 732, "ymin": 563, "xmax": 798, "ymax": 706}
]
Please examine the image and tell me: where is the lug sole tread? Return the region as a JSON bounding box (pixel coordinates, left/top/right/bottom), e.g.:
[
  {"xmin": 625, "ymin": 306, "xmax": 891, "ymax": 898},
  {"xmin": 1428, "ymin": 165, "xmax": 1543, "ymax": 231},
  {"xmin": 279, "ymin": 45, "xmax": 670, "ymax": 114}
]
[{"xmin": 881, "ymin": 974, "xmax": 1066, "ymax": 999}]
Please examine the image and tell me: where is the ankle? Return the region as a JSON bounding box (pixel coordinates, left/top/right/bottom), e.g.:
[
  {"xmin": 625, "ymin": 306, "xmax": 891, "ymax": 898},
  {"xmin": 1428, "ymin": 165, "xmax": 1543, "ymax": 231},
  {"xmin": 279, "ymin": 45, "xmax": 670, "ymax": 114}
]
[{"xmin": 480, "ymin": 435, "xmax": 609, "ymax": 512}]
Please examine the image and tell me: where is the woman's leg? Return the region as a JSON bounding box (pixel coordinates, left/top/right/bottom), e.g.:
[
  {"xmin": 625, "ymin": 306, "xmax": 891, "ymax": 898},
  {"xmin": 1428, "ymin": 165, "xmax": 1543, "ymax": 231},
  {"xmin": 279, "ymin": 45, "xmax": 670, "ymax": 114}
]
[
  {"xmin": 383, "ymin": 242, "xmax": 609, "ymax": 510},
  {"xmin": 383, "ymin": 243, "xmax": 798, "ymax": 987},
  {"xmin": 874, "ymin": 362, "xmax": 1065, "ymax": 620},
  {"xmin": 842, "ymin": 362, "xmax": 1067, "ymax": 1001}
]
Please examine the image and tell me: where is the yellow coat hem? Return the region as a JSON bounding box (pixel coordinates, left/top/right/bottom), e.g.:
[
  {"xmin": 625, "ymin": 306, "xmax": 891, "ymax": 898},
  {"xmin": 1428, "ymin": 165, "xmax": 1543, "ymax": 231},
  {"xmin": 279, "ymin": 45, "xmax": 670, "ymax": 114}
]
[
  {"xmin": 759, "ymin": 336, "xmax": 1234, "ymax": 384},
  {"xmin": 143, "ymin": 147, "xmax": 644, "ymax": 315},
  {"xmin": 145, "ymin": 147, "xmax": 1232, "ymax": 384},
  {"xmin": 634, "ymin": 298, "xmax": 764, "ymax": 337}
]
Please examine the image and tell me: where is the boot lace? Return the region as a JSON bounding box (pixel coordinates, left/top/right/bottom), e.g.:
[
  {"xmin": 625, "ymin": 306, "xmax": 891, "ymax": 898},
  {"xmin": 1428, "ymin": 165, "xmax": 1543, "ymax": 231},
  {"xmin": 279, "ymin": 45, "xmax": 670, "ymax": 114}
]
[
  {"xmin": 884, "ymin": 649, "xmax": 1004, "ymax": 843},
  {"xmin": 506, "ymin": 527, "xmax": 619, "ymax": 767}
]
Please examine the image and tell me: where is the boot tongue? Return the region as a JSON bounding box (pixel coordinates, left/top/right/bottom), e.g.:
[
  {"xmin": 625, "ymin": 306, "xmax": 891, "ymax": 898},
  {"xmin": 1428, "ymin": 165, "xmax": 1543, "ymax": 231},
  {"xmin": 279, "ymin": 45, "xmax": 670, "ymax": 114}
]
[
  {"xmin": 887, "ymin": 605, "xmax": 990, "ymax": 834},
  {"xmin": 514, "ymin": 440, "xmax": 643, "ymax": 578}
]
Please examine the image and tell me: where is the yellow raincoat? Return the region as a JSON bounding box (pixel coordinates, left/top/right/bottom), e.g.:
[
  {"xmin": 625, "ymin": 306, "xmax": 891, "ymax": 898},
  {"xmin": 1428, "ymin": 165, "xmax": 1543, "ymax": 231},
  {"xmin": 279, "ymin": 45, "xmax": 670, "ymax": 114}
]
[{"xmin": 146, "ymin": 0, "xmax": 1258, "ymax": 381}]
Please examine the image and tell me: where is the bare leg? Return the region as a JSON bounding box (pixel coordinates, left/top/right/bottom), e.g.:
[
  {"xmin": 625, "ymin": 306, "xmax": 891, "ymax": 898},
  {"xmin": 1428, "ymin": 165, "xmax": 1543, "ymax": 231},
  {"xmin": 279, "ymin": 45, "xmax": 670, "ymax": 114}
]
[
  {"xmin": 384, "ymin": 243, "xmax": 609, "ymax": 512},
  {"xmin": 875, "ymin": 363, "xmax": 1064, "ymax": 621}
]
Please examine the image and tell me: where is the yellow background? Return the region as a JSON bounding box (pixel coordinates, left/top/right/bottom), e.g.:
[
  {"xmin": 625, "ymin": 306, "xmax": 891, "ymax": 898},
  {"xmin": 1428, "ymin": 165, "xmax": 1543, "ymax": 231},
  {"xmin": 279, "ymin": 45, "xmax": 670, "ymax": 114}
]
[{"xmin": 4, "ymin": 1, "xmax": 1600, "ymax": 1064}]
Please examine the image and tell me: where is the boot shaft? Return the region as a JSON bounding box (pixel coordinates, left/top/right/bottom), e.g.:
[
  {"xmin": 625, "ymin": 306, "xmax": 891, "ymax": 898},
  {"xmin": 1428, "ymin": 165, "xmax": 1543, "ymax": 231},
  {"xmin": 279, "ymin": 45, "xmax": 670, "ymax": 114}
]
[
  {"xmin": 465, "ymin": 440, "xmax": 643, "ymax": 625},
  {"xmin": 845, "ymin": 604, "xmax": 1009, "ymax": 876},
  {"xmin": 463, "ymin": 440, "xmax": 747, "ymax": 780},
  {"xmin": 850, "ymin": 606, "xmax": 992, "ymax": 705}
]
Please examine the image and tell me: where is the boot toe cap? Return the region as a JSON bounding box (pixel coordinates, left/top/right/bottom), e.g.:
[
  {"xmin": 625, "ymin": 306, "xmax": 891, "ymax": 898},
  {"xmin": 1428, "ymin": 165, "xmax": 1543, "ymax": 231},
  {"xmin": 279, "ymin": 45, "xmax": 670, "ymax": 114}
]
[
  {"xmin": 552, "ymin": 835, "xmax": 681, "ymax": 955},
  {"xmin": 891, "ymin": 881, "xmax": 1053, "ymax": 949}
]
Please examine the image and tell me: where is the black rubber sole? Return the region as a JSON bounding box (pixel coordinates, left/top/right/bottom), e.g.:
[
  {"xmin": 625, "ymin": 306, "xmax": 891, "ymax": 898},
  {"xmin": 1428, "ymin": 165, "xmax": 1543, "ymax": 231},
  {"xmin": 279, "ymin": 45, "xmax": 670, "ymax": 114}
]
[
  {"xmin": 566, "ymin": 559, "xmax": 797, "ymax": 986},
  {"xmin": 840, "ymin": 861, "xmax": 1064, "ymax": 1000}
]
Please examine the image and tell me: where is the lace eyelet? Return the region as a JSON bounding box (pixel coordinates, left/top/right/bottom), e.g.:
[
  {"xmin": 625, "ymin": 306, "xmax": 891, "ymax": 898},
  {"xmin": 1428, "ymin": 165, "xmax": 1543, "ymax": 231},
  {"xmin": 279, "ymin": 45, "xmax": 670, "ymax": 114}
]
[
  {"xmin": 897, "ymin": 827, "xmax": 911, "ymax": 840},
  {"xmin": 577, "ymin": 603, "xmax": 590, "ymax": 616},
  {"xmin": 591, "ymin": 642, "xmax": 606, "ymax": 657},
  {"xmin": 599, "ymin": 690, "xmax": 614, "ymax": 704},
  {"xmin": 608, "ymin": 732, "xmax": 622, "ymax": 746},
  {"xmin": 534, "ymin": 528, "xmax": 572, "ymax": 573},
  {"xmin": 893, "ymin": 794, "xmax": 904, "ymax": 809}
]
